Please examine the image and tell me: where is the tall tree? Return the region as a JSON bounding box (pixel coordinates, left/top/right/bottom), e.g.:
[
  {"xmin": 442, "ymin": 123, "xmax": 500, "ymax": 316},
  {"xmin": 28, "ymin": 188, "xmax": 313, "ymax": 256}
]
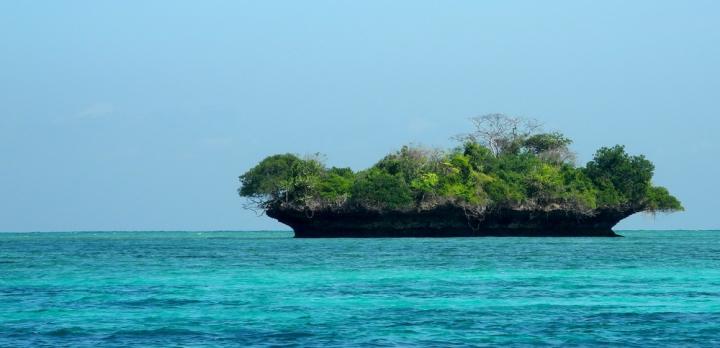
[{"xmin": 461, "ymin": 113, "xmax": 541, "ymax": 156}]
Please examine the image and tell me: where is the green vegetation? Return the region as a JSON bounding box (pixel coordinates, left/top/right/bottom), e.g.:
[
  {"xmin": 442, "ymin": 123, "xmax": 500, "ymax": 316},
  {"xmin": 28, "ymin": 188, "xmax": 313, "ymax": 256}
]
[{"xmin": 239, "ymin": 114, "xmax": 682, "ymax": 215}]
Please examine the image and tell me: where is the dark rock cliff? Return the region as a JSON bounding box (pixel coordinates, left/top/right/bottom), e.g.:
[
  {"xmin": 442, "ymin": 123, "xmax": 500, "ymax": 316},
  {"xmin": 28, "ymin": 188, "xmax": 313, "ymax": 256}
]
[{"xmin": 266, "ymin": 204, "xmax": 636, "ymax": 237}]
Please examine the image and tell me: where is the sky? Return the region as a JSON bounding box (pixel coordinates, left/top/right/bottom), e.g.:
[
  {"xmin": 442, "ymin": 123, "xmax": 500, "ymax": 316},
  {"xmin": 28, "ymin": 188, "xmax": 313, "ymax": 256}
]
[{"xmin": 1, "ymin": 1, "xmax": 719, "ymax": 232}]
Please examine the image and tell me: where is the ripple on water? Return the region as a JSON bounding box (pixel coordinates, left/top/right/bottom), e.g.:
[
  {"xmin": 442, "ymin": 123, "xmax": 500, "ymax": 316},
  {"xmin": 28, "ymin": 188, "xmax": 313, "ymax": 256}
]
[
  {"xmin": 112, "ymin": 298, "xmax": 203, "ymax": 308},
  {"xmin": 1, "ymin": 230, "xmax": 719, "ymax": 347}
]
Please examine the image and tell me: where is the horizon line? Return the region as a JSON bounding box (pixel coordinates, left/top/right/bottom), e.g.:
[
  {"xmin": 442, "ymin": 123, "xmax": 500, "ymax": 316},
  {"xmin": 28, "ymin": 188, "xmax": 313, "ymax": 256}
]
[{"xmin": 1, "ymin": 229, "xmax": 718, "ymax": 234}]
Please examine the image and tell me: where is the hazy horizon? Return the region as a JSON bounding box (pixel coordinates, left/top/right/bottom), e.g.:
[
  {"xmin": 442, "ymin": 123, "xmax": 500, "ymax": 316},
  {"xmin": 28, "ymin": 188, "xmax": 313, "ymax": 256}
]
[{"xmin": 2, "ymin": 1, "xmax": 718, "ymax": 232}]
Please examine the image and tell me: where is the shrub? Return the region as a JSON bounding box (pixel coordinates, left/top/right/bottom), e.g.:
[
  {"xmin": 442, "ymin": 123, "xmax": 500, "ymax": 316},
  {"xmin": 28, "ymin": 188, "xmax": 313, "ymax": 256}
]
[{"xmin": 350, "ymin": 168, "xmax": 414, "ymax": 209}]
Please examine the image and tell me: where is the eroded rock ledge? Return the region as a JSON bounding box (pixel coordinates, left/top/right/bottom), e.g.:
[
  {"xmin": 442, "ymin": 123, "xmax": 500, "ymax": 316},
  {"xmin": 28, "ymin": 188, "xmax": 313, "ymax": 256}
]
[{"xmin": 266, "ymin": 204, "xmax": 636, "ymax": 238}]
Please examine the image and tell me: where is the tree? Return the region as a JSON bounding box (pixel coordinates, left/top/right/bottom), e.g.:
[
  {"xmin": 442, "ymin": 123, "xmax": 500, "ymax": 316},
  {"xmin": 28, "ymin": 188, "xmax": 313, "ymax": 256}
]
[
  {"xmin": 316, "ymin": 167, "xmax": 355, "ymax": 203},
  {"xmin": 435, "ymin": 152, "xmax": 488, "ymax": 205},
  {"xmin": 238, "ymin": 153, "xmax": 325, "ymax": 209},
  {"xmin": 461, "ymin": 113, "xmax": 542, "ymax": 156},
  {"xmin": 410, "ymin": 172, "xmax": 439, "ymax": 196},
  {"xmin": 238, "ymin": 153, "xmax": 303, "ymax": 205},
  {"xmin": 523, "ymin": 132, "xmax": 572, "ymax": 153},
  {"xmin": 523, "ymin": 132, "xmax": 576, "ymax": 164},
  {"xmin": 350, "ymin": 168, "xmax": 414, "ymax": 209},
  {"xmin": 286, "ymin": 154, "xmax": 325, "ymax": 205},
  {"xmin": 645, "ymin": 186, "xmax": 683, "ymax": 212},
  {"xmin": 374, "ymin": 145, "xmax": 441, "ymax": 184},
  {"xmin": 463, "ymin": 141, "xmax": 495, "ymax": 171},
  {"xmin": 584, "ymin": 145, "xmax": 654, "ymax": 207}
]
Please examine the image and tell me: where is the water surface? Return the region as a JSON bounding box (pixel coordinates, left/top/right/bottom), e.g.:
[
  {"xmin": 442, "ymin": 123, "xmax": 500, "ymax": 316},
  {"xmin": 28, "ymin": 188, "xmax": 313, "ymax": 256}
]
[{"xmin": 1, "ymin": 230, "xmax": 719, "ymax": 347}]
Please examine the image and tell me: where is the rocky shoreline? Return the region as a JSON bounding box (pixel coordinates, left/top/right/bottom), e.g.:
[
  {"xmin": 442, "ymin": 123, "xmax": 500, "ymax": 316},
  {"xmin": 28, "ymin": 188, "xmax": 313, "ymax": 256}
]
[{"xmin": 266, "ymin": 204, "xmax": 636, "ymax": 237}]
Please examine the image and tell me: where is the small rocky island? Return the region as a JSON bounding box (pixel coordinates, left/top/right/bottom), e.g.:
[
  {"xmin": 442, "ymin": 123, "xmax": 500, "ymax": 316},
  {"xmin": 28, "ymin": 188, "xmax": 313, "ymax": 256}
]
[{"xmin": 239, "ymin": 114, "xmax": 682, "ymax": 237}]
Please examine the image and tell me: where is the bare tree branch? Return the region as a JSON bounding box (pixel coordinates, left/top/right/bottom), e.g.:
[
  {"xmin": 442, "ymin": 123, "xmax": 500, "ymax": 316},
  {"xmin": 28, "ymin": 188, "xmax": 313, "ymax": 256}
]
[{"xmin": 460, "ymin": 113, "xmax": 543, "ymax": 156}]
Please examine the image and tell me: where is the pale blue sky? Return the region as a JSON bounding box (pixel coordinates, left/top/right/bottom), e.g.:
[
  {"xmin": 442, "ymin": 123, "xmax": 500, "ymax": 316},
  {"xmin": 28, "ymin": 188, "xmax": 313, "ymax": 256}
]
[{"xmin": 1, "ymin": 1, "xmax": 718, "ymax": 231}]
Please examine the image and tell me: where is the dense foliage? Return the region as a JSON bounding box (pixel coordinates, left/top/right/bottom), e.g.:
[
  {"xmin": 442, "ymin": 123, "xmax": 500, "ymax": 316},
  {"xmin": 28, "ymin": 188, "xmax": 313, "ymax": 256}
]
[{"xmin": 239, "ymin": 115, "xmax": 682, "ymax": 215}]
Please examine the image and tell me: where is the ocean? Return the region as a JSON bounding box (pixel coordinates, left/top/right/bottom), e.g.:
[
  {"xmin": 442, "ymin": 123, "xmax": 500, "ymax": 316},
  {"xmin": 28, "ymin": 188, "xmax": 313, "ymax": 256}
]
[{"xmin": 1, "ymin": 230, "xmax": 719, "ymax": 347}]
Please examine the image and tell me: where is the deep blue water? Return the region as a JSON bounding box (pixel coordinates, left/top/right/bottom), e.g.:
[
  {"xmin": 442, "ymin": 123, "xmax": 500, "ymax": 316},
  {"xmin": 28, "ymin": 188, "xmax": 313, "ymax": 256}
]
[{"xmin": 1, "ymin": 230, "xmax": 720, "ymax": 347}]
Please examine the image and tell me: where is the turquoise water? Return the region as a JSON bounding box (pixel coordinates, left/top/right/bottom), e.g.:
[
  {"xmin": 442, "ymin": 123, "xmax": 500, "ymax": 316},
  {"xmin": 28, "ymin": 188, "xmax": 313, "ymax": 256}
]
[{"xmin": 1, "ymin": 231, "xmax": 719, "ymax": 347}]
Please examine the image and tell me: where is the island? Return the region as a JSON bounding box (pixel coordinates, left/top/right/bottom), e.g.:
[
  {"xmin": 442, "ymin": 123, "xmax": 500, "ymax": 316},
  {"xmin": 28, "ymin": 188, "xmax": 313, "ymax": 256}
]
[{"xmin": 239, "ymin": 114, "xmax": 682, "ymax": 237}]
